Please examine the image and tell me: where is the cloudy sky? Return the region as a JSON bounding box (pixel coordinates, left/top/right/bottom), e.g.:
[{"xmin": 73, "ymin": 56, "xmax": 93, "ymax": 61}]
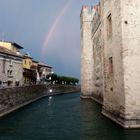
[{"xmin": 0, "ymin": 0, "xmax": 98, "ymax": 79}]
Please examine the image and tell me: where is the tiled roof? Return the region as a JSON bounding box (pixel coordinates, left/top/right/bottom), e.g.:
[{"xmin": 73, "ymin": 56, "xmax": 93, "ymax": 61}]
[
  {"xmin": 0, "ymin": 46, "xmax": 23, "ymax": 58},
  {"xmin": 23, "ymin": 54, "xmax": 32, "ymax": 59},
  {"xmin": 38, "ymin": 61, "xmax": 52, "ymax": 68},
  {"xmin": 32, "ymin": 59, "xmax": 39, "ymax": 63}
]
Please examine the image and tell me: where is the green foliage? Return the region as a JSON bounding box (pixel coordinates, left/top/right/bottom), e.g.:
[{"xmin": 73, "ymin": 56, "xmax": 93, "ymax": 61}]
[{"xmin": 46, "ymin": 73, "xmax": 79, "ymax": 85}]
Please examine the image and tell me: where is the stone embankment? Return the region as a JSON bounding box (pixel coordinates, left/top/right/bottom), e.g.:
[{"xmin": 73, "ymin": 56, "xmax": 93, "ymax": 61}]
[
  {"xmin": 46, "ymin": 84, "xmax": 80, "ymax": 96},
  {"xmin": 0, "ymin": 84, "xmax": 80, "ymax": 117}
]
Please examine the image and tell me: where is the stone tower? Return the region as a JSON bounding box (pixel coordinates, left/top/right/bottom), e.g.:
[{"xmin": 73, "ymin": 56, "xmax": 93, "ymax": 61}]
[
  {"xmin": 102, "ymin": 0, "xmax": 140, "ymax": 128},
  {"xmin": 81, "ymin": 0, "xmax": 140, "ymax": 128},
  {"xmin": 80, "ymin": 6, "xmax": 95, "ymax": 98}
]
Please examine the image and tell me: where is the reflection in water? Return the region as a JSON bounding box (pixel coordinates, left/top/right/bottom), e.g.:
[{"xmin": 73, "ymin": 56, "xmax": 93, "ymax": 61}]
[
  {"xmin": 48, "ymin": 96, "xmax": 53, "ymax": 106},
  {"xmin": 0, "ymin": 93, "xmax": 140, "ymax": 140}
]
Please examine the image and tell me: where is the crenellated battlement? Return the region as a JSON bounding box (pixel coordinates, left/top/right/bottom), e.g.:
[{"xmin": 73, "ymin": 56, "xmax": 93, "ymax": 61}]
[
  {"xmin": 92, "ymin": 5, "xmax": 101, "ymax": 36},
  {"xmin": 81, "ymin": 4, "xmax": 101, "ymax": 37},
  {"xmin": 80, "ymin": 5, "xmax": 97, "ymax": 22},
  {"xmin": 82, "ymin": 5, "xmax": 89, "ymax": 11}
]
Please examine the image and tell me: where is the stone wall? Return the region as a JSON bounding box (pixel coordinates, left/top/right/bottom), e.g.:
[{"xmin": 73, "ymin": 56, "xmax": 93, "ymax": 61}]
[
  {"xmin": 91, "ymin": 5, "xmax": 104, "ymax": 103},
  {"xmin": 101, "ymin": 0, "xmax": 126, "ymax": 126},
  {"xmin": 0, "ymin": 84, "xmax": 80, "ymax": 117},
  {"xmin": 0, "ymin": 84, "xmax": 46, "ymax": 117},
  {"xmin": 46, "ymin": 84, "xmax": 80, "ymax": 95},
  {"xmin": 121, "ymin": 0, "xmax": 140, "ymax": 127},
  {"xmin": 102, "ymin": 0, "xmax": 140, "ymax": 128},
  {"xmin": 80, "ymin": 6, "xmax": 95, "ymax": 98},
  {"xmin": 80, "ymin": 0, "xmax": 140, "ymax": 128}
]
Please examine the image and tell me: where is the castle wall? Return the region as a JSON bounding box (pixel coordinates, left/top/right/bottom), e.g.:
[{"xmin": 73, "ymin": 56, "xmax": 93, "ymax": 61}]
[
  {"xmin": 80, "ymin": 6, "xmax": 95, "ymax": 98},
  {"xmin": 101, "ymin": 0, "xmax": 126, "ymax": 126},
  {"xmin": 121, "ymin": 0, "xmax": 140, "ymax": 127},
  {"xmin": 81, "ymin": 0, "xmax": 140, "ymax": 128},
  {"xmin": 91, "ymin": 6, "xmax": 104, "ymax": 103}
]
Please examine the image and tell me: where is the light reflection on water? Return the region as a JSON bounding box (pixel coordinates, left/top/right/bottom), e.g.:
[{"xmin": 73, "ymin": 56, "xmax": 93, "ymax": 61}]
[
  {"xmin": 48, "ymin": 96, "xmax": 53, "ymax": 106},
  {"xmin": 0, "ymin": 93, "xmax": 140, "ymax": 140}
]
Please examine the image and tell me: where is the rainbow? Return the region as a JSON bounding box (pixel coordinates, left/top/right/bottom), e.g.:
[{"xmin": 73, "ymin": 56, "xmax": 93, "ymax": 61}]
[{"xmin": 42, "ymin": 0, "xmax": 71, "ymax": 55}]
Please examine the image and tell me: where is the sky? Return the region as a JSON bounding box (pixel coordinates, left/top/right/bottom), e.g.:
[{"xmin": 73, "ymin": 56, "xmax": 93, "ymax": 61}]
[{"xmin": 0, "ymin": 0, "xmax": 99, "ymax": 80}]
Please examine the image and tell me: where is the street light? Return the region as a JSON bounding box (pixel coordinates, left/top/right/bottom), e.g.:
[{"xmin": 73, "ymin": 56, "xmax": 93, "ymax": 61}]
[{"xmin": 49, "ymin": 89, "xmax": 52, "ymax": 93}]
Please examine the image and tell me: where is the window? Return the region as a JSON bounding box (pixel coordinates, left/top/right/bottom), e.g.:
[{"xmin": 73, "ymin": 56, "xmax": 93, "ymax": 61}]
[
  {"xmin": 24, "ymin": 60, "xmax": 26, "ymax": 64},
  {"xmin": 7, "ymin": 70, "xmax": 10, "ymax": 75},
  {"xmin": 7, "ymin": 70, "xmax": 13, "ymax": 77},
  {"xmin": 107, "ymin": 13, "xmax": 112, "ymax": 38},
  {"xmin": 29, "ymin": 61, "xmax": 31, "ymax": 66},
  {"xmin": 9, "ymin": 60, "xmax": 13, "ymax": 66},
  {"xmin": 10, "ymin": 70, "xmax": 12, "ymax": 75},
  {"xmin": 109, "ymin": 57, "xmax": 113, "ymax": 74},
  {"xmin": 2, "ymin": 57, "xmax": 6, "ymax": 73}
]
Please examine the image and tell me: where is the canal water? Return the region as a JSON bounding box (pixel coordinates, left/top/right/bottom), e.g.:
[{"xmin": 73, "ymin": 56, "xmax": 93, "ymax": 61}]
[{"xmin": 0, "ymin": 93, "xmax": 140, "ymax": 140}]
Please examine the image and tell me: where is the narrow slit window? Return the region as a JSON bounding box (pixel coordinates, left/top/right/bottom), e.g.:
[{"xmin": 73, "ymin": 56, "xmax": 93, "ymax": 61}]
[
  {"xmin": 107, "ymin": 14, "xmax": 112, "ymax": 38},
  {"xmin": 109, "ymin": 57, "xmax": 113, "ymax": 74}
]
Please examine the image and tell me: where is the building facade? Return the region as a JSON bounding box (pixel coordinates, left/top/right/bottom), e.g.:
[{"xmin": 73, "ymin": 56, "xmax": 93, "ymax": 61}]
[
  {"xmin": 38, "ymin": 62, "xmax": 53, "ymax": 80},
  {"xmin": 31, "ymin": 60, "xmax": 39, "ymax": 83},
  {"xmin": 0, "ymin": 41, "xmax": 23, "ymax": 54},
  {"xmin": 0, "ymin": 40, "xmax": 53, "ymax": 86},
  {"xmin": 81, "ymin": 0, "xmax": 140, "ymax": 128},
  {"xmin": 0, "ymin": 46, "xmax": 23, "ymax": 87},
  {"xmin": 22, "ymin": 54, "xmax": 33, "ymax": 85}
]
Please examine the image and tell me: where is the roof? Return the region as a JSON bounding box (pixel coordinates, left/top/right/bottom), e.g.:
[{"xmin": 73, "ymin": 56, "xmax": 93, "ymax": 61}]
[
  {"xmin": 0, "ymin": 46, "xmax": 23, "ymax": 58},
  {"xmin": 12, "ymin": 42, "xmax": 23, "ymax": 49},
  {"xmin": 22, "ymin": 53, "xmax": 32, "ymax": 59},
  {"xmin": 32, "ymin": 59, "xmax": 39, "ymax": 63},
  {"xmin": 38, "ymin": 62, "xmax": 52, "ymax": 68},
  {"xmin": 0, "ymin": 40, "xmax": 23, "ymax": 49}
]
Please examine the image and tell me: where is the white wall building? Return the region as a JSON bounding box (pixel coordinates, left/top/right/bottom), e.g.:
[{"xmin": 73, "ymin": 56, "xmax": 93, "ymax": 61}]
[{"xmin": 0, "ymin": 46, "xmax": 23, "ymax": 87}]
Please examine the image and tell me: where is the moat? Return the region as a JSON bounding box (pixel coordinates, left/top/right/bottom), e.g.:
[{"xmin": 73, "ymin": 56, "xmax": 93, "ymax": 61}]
[{"xmin": 0, "ymin": 92, "xmax": 140, "ymax": 140}]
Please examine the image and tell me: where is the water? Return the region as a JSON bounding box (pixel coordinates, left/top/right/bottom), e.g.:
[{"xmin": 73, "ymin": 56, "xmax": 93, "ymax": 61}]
[{"xmin": 0, "ymin": 93, "xmax": 140, "ymax": 140}]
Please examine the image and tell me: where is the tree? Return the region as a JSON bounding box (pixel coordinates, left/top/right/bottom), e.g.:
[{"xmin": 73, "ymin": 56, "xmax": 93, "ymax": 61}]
[{"xmin": 46, "ymin": 73, "xmax": 79, "ymax": 85}]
